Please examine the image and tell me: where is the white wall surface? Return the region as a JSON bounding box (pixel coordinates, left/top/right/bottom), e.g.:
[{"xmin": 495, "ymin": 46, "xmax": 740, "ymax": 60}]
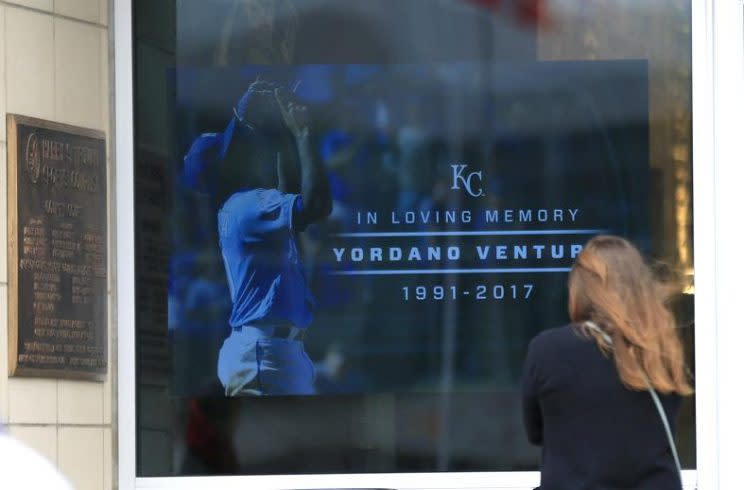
[{"xmin": 0, "ymin": 1, "xmax": 114, "ymax": 489}]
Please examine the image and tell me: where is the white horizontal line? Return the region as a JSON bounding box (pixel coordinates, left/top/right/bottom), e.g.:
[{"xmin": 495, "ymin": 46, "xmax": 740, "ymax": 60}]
[
  {"xmin": 331, "ymin": 268, "xmax": 572, "ymax": 276},
  {"xmin": 336, "ymin": 229, "xmax": 605, "ymax": 238}
]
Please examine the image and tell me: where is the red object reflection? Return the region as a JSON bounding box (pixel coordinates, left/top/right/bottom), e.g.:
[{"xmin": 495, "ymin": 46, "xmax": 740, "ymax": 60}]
[{"xmin": 464, "ymin": 0, "xmax": 550, "ymax": 27}]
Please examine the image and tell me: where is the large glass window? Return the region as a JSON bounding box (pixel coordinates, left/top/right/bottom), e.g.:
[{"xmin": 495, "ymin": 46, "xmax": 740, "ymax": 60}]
[{"xmin": 133, "ymin": 0, "xmax": 694, "ymax": 477}]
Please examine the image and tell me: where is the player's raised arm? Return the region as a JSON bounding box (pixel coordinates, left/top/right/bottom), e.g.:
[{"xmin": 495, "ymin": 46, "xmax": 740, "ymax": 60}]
[
  {"xmin": 274, "ymin": 88, "xmax": 332, "ymax": 229},
  {"xmin": 277, "ymin": 150, "xmax": 301, "ymax": 195}
]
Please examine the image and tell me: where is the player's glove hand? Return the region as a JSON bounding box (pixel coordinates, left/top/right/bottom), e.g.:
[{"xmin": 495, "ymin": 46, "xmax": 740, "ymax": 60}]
[{"xmin": 233, "ymin": 79, "xmax": 279, "ymax": 127}]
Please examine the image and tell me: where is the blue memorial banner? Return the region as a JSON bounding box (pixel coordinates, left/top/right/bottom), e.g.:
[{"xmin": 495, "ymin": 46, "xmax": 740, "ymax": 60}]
[{"xmin": 169, "ymin": 61, "xmax": 649, "ymax": 397}]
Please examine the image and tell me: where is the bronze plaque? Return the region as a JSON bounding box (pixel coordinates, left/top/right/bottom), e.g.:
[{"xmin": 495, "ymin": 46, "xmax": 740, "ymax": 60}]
[{"xmin": 7, "ymin": 115, "xmax": 107, "ymax": 380}]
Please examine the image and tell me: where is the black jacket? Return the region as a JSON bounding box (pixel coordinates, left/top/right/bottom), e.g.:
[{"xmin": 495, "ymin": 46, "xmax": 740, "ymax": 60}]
[{"xmin": 522, "ymin": 325, "xmax": 681, "ymax": 490}]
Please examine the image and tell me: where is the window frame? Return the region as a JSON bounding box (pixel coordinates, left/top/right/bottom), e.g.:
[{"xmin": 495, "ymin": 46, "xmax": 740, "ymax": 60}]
[{"xmin": 115, "ymin": 0, "xmax": 732, "ymax": 488}]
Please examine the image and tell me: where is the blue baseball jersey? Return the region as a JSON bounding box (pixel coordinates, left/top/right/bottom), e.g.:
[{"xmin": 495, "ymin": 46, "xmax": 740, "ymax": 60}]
[{"xmin": 218, "ymin": 189, "xmax": 314, "ymax": 329}]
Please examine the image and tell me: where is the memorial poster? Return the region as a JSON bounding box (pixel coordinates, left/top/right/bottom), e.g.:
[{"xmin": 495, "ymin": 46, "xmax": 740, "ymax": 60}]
[{"xmin": 170, "ymin": 62, "xmax": 649, "ymax": 397}]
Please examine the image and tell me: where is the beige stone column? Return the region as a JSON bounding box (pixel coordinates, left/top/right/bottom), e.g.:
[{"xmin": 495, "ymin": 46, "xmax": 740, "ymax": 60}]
[{"xmin": 0, "ymin": 1, "xmax": 115, "ymax": 489}]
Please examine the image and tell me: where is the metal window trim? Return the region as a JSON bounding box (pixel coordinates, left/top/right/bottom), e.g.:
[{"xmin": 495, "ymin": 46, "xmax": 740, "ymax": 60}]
[{"xmin": 114, "ymin": 1, "xmax": 726, "ymax": 488}]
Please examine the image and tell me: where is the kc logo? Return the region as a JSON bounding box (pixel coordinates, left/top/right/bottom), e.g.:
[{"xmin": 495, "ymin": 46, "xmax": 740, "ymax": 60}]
[{"xmin": 450, "ymin": 164, "xmax": 484, "ymax": 197}]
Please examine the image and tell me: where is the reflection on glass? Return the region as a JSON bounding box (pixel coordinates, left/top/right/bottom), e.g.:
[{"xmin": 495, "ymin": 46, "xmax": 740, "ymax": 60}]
[{"xmin": 134, "ymin": 0, "xmax": 694, "ymax": 477}]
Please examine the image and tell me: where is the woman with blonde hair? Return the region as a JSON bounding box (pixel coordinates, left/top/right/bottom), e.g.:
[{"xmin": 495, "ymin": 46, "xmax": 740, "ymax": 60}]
[{"xmin": 522, "ymin": 235, "xmax": 692, "ymax": 490}]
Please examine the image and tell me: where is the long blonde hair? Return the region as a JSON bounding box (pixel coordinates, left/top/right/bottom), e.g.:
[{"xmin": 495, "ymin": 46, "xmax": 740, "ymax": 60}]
[{"xmin": 568, "ymin": 235, "xmax": 693, "ymax": 395}]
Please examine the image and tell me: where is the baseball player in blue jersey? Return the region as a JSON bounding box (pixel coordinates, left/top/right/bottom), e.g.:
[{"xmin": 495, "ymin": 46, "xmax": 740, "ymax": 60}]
[{"xmin": 185, "ymin": 80, "xmax": 331, "ymax": 396}]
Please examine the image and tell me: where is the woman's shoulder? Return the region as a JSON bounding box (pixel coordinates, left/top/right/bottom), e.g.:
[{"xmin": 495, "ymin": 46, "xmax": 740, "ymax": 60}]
[
  {"xmin": 525, "ymin": 325, "xmax": 609, "ymax": 382},
  {"xmin": 528, "ymin": 324, "xmax": 594, "ymax": 360},
  {"xmin": 530, "ymin": 324, "xmax": 584, "ymax": 346}
]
